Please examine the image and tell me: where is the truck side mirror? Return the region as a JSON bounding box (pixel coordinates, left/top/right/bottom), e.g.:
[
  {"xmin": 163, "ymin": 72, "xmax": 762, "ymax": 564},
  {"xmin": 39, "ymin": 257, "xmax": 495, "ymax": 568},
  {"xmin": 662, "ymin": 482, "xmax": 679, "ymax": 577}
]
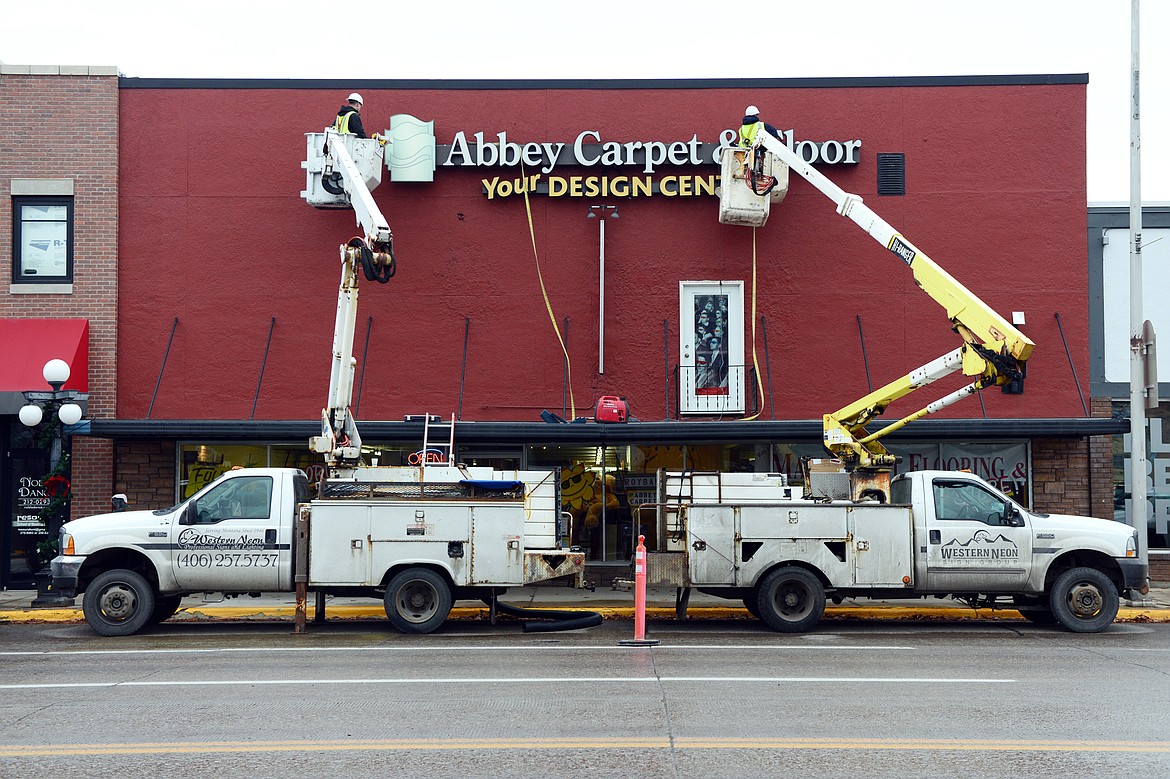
[
  {"xmin": 179, "ymin": 501, "xmax": 197, "ymax": 526},
  {"xmin": 1003, "ymin": 501, "xmax": 1023, "ymax": 527}
]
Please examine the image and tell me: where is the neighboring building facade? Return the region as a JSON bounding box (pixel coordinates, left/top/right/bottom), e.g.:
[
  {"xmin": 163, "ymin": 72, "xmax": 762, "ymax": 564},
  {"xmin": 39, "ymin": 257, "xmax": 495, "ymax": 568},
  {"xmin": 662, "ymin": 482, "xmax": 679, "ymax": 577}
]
[
  {"xmin": 3, "ymin": 69, "xmax": 1135, "ymax": 586},
  {"xmin": 0, "ymin": 65, "xmax": 119, "ymax": 587},
  {"xmin": 1088, "ymin": 204, "xmax": 1170, "ymax": 581}
]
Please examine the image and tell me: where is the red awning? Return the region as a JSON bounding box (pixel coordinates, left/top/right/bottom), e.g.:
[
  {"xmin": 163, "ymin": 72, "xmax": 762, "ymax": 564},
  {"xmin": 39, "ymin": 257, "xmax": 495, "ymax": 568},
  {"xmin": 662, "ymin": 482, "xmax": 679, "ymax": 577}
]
[{"xmin": 0, "ymin": 319, "xmax": 89, "ymax": 392}]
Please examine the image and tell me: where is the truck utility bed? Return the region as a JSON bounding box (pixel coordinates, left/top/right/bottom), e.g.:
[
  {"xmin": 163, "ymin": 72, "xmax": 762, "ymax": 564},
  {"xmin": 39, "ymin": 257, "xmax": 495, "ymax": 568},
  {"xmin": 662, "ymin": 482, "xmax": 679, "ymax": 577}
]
[
  {"xmin": 306, "ymin": 466, "xmax": 576, "ymax": 588},
  {"xmin": 653, "ymin": 501, "xmax": 914, "ymax": 590}
]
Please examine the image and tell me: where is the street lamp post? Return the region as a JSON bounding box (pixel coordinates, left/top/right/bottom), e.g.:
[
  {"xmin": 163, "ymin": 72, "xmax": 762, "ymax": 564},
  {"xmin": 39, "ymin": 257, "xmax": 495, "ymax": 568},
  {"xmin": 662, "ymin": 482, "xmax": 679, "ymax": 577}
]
[
  {"xmin": 20, "ymin": 359, "xmax": 87, "ymax": 606},
  {"xmin": 587, "ymin": 205, "xmax": 619, "ymax": 375}
]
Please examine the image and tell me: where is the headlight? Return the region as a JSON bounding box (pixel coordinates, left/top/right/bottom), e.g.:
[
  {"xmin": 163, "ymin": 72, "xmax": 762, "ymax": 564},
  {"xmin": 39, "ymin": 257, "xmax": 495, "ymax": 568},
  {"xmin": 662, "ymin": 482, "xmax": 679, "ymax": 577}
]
[
  {"xmin": 61, "ymin": 531, "xmax": 75, "ymax": 556},
  {"xmin": 1126, "ymin": 530, "xmax": 1137, "ymax": 558}
]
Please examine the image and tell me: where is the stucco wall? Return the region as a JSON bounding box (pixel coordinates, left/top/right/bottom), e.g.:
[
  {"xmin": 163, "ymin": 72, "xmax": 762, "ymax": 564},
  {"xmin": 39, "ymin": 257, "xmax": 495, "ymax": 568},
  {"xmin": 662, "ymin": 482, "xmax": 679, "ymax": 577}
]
[{"xmin": 115, "ymin": 79, "xmax": 1089, "ymax": 426}]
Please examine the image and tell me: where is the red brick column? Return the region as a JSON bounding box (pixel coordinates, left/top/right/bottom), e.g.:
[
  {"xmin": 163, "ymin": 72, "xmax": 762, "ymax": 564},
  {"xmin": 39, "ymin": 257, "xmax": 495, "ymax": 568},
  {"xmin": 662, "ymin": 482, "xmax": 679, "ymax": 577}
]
[{"xmin": 0, "ymin": 65, "xmax": 120, "ymax": 520}]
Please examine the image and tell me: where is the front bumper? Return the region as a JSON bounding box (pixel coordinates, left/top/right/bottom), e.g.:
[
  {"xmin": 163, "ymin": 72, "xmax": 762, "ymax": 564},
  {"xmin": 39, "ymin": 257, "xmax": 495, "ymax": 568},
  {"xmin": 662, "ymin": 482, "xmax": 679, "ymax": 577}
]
[
  {"xmin": 50, "ymin": 555, "xmax": 85, "ymax": 597},
  {"xmin": 1118, "ymin": 557, "xmax": 1150, "ymax": 595}
]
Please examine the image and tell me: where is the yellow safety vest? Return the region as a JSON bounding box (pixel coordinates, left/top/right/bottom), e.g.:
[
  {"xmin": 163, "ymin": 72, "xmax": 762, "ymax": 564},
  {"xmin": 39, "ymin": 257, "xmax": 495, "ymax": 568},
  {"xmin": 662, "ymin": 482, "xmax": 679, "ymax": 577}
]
[
  {"xmin": 738, "ymin": 121, "xmax": 762, "ymax": 148},
  {"xmin": 334, "ymin": 110, "xmax": 357, "ymax": 135}
]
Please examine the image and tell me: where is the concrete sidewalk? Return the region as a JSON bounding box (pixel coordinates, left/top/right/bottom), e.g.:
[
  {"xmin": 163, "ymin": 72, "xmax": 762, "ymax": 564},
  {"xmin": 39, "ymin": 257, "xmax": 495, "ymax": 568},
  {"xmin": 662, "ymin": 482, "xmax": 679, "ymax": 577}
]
[{"xmin": 2, "ymin": 582, "xmax": 1168, "ymax": 627}]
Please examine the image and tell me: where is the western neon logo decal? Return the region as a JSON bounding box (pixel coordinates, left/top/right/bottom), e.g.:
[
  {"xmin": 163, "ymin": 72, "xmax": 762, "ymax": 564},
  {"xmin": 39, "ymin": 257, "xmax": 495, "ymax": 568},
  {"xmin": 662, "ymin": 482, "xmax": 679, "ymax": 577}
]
[{"xmin": 940, "ymin": 530, "xmax": 1020, "ymax": 561}]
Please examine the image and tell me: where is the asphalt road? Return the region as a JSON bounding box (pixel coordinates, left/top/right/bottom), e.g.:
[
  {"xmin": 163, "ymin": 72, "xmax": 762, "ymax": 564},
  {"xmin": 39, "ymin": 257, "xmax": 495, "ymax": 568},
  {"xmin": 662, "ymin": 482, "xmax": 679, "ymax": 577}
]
[{"xmin": 1, "ymin": 618, "xmax": 1168, "ymax": 778}]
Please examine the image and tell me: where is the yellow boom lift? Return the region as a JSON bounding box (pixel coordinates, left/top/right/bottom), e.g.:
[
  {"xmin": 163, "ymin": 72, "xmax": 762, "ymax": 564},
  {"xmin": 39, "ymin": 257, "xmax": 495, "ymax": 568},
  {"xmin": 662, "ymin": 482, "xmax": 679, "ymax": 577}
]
[{"xmin": 719, "ymin": 124, "xmax": 1035, "ymax": 498}]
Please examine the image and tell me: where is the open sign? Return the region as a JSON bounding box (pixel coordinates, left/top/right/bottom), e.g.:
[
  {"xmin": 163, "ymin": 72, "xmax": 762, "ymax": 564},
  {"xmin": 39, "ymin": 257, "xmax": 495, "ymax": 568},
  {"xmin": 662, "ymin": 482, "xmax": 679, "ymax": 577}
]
[{"xmin": 408, "ymin": 448, "xmax": 447, "ymax": 466}]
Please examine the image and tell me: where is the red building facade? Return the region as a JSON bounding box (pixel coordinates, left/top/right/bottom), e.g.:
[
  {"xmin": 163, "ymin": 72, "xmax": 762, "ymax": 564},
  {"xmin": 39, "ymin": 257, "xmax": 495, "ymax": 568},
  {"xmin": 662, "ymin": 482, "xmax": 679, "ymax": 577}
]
[
  {"xmin": 116, "ymin": 77, "xmax": 1091, "ymax": 424},
  {"xmin": 4, "ymin": 72, "xmax": 1125, "ymax": 583}
]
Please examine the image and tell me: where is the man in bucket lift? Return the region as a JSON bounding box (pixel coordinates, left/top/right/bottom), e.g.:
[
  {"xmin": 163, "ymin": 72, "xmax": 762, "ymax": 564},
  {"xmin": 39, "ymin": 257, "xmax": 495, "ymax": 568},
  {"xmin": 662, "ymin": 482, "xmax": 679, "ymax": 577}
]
[
  {"xmin": 737, "ymin": 105, "xmax": 783, "ymax": 195},
  {"xmin": 738, "ymin": 105, "xmax": 782, "ymax": 148},
  {"xmin": 333, "ymin": 92, "xmax": 368, "ymax": 138}
]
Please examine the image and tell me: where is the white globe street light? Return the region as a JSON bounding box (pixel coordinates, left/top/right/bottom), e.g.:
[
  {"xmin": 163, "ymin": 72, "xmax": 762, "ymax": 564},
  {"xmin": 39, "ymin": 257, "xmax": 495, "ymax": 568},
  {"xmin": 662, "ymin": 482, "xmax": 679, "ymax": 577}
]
[
  {"xmin": 19, "ymin": 404, "xmax": 44, "ymax": 427},
  {"xmin": 58, "ymin": 403, "xmax": 83, "ymax": 426},
  {"xmin": 42, "ymin": 358, "xmax": 71, "ymax": 390},
  {"xmin": 20, "ymin": 359, "xmax": 88, "ymax": 430}
]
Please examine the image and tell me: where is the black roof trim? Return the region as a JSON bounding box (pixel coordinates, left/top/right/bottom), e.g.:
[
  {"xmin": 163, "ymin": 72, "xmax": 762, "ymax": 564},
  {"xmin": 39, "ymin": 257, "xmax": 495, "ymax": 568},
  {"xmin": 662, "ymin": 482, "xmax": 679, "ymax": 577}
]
[
  {"xmin": 117, "ymin": 74, "xmax": 1089, "ymax": 91},
  {"xmin": 87, "ymin": 417, "xmax": 1126, "ymax": 444}
]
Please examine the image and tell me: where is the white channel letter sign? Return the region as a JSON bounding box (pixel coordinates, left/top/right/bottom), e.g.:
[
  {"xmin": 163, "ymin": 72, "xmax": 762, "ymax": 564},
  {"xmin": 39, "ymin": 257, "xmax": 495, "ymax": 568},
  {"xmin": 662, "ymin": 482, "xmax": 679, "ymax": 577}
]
[{"xmin": 383, "ymin": 121, "xmax": 862, "ymax": 179}]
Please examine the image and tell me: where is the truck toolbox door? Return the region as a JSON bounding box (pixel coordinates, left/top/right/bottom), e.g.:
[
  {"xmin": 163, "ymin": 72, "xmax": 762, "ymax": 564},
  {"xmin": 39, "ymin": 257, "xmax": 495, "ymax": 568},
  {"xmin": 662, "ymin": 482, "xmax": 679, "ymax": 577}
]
[
  {"xmin": 172, "ymin": 473, "xmax": 284, "ymax": 591},
  {"xmin": 923, "ymin": 478, "xmax": 1032, "ymax": 591},
  {"xmin": 687, "ymin": 505, "xmax": 737, "ymax": 585}
]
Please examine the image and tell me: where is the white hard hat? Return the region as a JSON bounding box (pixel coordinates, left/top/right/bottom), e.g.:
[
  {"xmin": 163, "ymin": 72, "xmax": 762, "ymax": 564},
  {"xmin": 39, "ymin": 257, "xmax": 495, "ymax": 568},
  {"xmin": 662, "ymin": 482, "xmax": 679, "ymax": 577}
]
[
  {"xmin": 348, "ymin": 92, "xmax": 364, "ymax": 105},
  {"xmin": 745, "ymin": 105, "xmax": 760, "ymax": 115}
]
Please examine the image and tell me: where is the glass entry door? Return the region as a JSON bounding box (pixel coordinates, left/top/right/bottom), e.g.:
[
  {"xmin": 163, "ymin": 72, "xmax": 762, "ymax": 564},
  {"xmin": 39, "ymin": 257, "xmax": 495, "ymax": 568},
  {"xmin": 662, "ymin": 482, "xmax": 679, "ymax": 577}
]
[{"xmin": 2, "ymin": 420, "xmax": 50, "ymax": 589}]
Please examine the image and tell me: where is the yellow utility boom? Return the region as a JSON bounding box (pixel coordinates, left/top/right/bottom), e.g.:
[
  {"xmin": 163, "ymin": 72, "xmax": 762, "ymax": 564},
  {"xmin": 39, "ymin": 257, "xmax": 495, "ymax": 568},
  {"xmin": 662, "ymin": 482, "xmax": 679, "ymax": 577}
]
[{"xmin": 722, "ymin": 128, "xmax": 1034, "ymax": 473}]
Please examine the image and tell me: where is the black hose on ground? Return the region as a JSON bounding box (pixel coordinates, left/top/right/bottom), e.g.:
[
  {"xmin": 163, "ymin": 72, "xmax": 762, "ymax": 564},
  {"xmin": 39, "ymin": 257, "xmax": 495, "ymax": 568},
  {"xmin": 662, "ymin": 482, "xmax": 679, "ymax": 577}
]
[{"xmin": 488, "ymin": 599, "xmax": 603, "ymax": 633}]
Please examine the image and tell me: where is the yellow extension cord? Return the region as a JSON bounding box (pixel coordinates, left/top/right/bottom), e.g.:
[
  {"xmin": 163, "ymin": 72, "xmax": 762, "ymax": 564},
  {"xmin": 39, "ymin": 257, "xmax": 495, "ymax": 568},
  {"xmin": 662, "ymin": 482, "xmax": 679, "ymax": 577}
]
[
  {"xmin": 743, "ymin": 226, "xmax": 765, "ymax": 420},
  {"xmin": 521, "ymin": 165, "xmax": 576, "ymax": 419},
  {"xmin": 519, "ymin": 167, "xmax": 765, "ymax": 423}
]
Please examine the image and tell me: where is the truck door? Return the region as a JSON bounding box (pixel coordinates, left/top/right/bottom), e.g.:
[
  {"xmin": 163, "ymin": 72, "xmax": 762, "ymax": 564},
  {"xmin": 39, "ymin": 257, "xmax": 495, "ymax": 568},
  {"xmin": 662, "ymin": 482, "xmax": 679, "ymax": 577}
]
[
  {"xmin": 922, "ymin": 477, "xmax": 1032, "ymax": 592},
  {"xmin": 172, "ymin": 473, "xmax": 284, "ymax": 592}
]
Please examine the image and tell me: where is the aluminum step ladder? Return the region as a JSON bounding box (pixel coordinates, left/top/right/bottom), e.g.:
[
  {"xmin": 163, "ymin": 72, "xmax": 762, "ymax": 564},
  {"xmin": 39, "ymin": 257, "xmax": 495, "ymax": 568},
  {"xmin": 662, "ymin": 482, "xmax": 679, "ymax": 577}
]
[{"xmin": 420, "ymin": 413, "xmax": 456, "ymax": 468}]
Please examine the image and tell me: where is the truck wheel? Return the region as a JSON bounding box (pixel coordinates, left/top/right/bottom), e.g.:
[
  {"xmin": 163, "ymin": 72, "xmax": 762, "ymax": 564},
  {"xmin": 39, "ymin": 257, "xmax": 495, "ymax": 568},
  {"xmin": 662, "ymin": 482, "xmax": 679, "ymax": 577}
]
[
  {"xmin": 1012, "ymin": 596, "xmax": 1057, "ymax": 625},
  {"xmin": 148, "ymin": 595, "xmax": 184, "ymax": 626},
  {"xmin": 384, "ymin": 568, "xmax": 453, "ymax": 634},
  {"xmin": 1017, "ymin": 608, "xmax": 1058, "ymax": 625},
  {"xmin": 83, "ymin": 569, "xmax": 156, "ymax": 637},
  {"xmin": 756, "ymin": 566, "xmax": 825, "ymax": 633},
  {"xmin": 1048, "ymin": 567, "xmax": 1119, "ymax": 633}
]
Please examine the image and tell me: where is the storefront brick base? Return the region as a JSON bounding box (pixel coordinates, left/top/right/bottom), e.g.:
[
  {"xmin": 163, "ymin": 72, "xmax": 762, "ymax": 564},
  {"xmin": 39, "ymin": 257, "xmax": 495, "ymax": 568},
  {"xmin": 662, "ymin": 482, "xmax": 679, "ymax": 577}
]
[
  {"xmin": 115, "ymin": 440, "xmax": 176, "ymax": 511},
  {"xmin": 1149, "ymin": 551, "xmax": 1170, "ymax": 586}
]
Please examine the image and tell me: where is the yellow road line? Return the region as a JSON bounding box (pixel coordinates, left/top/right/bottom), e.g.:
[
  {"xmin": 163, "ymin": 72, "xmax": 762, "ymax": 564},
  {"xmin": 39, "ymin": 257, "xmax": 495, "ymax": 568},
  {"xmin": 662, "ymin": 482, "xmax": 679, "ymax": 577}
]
[{"xmin": 2, "ymin": 737, "xmax": 1168, "ymax": 757}]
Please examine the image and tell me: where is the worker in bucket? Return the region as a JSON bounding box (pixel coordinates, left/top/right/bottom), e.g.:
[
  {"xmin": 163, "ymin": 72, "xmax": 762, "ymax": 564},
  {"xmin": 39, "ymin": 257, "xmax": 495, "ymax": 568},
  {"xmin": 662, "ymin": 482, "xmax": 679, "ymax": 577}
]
[
  {"xmin": 738, "ymin": 105, "xmax": 782, "ymax": 195},
  {"xmin": 333, "ymin": 92, "xmax": 368, "ymax": 138},
  {"xmin": 738, "ymin": 105, "xmax": 782, "ymax": 148}
]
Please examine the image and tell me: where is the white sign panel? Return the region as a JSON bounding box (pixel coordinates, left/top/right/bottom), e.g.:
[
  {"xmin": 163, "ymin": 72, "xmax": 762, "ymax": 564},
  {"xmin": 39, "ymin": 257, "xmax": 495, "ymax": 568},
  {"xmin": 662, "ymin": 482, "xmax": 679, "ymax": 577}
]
[{"xmin": 1102, "ymin": 227, "xmax": 1170, "ymax": 383}]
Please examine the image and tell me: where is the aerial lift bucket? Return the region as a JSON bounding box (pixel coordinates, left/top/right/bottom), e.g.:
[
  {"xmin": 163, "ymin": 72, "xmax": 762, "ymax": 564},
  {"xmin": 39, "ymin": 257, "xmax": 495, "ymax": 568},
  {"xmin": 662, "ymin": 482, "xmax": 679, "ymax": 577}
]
[
  {"xmin": 717, "ymin": 146, "xmax": 789, "ymax": 227},
  {"xmin": 301, "ymin": 132, "xmax": 385, "ymax": 208}
]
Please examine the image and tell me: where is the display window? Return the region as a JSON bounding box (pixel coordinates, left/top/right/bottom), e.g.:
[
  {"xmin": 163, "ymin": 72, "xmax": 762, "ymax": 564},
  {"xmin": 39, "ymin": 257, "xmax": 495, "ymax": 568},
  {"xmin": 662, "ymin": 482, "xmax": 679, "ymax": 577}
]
[
  {"xmin": 528, "ymin": 444, "xmax": 729, "ymax": 561},
  {"xmin": 770, "ymin": 440, "xmax": 1031, "ymax": 503},
  {"xmin": 1113, "ymin": 401, "xmax": 1170, "ymax": 549}
]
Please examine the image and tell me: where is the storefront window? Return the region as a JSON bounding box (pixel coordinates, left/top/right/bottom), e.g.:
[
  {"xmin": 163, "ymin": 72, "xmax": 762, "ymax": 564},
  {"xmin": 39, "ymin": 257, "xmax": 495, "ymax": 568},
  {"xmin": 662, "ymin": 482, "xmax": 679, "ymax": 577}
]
[
  {"xmin": 179, "ymin": 444, "xmax": 269, "ymax": 499},
  {"xmin": 526, "ymin": 444, "xmax": 730, "ymax": 561},
  {"xmin": 1114, "ymin": 401, "xmax": 1170, "ymax": 549},
  {"xmin": 771, "ymin": 441, "xmax": 1031, "ymax": 503},
  {"xmin": 179, "ymin": 442, "xmax": 435, "ymax": 502}
]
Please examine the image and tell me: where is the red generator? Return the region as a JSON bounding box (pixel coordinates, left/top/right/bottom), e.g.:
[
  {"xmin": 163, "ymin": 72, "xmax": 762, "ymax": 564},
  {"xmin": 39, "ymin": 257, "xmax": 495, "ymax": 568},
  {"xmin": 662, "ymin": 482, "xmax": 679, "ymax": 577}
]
[{"xmin": 594, "ymin": 396, "xmax": 629, "ymax": 423}]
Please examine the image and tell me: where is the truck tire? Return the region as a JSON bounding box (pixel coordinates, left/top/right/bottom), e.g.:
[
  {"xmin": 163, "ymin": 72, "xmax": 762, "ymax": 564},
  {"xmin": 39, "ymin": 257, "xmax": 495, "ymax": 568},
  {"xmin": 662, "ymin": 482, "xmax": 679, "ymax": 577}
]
[
  {"xmin": 1048, "ymin": 567, "xmax": 1120, "ymax": 633},
  {"xmin": 148, "ymin": 595, "xmax": 184, "ymax": 626},
  {"xmin": 383, "ymin": 568, "xmax": 453, "ymax": 634},
  {"xmin": 1017, "ymin": 608, "xmax": 1058, "ymax": 625},
  {"xmin": 1012, "ymin": 596, "xmax": 1057, "ymax": 625},
  {"xmin": 756, "ymin": 566, "xmax": 825, "ymax": 633},
  {"xmin": 83, "ymin": 569, "xmax": 157, "ymax": 637}
]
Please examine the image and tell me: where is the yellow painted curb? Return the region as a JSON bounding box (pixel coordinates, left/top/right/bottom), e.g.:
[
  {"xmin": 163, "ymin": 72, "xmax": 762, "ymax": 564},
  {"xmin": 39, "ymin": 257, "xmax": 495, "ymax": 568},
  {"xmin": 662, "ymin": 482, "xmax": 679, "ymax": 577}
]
[{"xmin": 2, "ymin": 605, "xmax": 1167, "ymax": 624}]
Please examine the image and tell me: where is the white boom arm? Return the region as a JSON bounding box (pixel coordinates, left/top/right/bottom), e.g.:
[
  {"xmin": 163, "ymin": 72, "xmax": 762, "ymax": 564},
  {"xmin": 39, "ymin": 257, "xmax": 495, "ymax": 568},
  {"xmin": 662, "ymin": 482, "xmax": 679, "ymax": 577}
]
[
  {"xmin": 307, "ymin": 131, "xmax": 396, "ymax": 473},
  {"xmin": 746, "ymin": 130, "xmax": 1035, "ymax": 470}
]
